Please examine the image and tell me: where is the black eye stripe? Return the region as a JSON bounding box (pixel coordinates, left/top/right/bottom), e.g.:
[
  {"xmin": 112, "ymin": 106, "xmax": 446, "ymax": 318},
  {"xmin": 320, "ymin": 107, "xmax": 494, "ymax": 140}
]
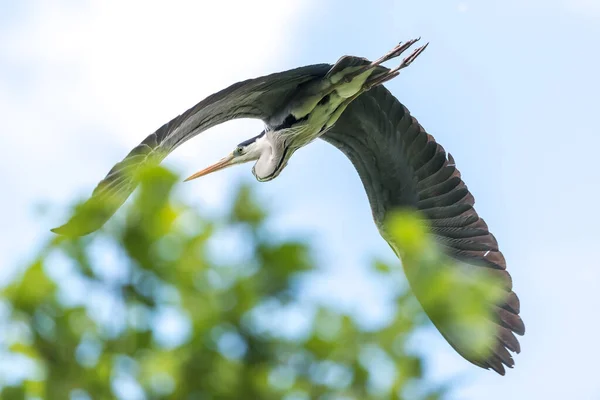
[{"xmin": 237, "ymin": 130, "xmax": 266, "ymax": 148}]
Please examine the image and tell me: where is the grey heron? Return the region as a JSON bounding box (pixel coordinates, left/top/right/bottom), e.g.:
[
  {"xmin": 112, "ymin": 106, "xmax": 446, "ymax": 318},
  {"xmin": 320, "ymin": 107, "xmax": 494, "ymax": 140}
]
[{"xmin": 52, "ymin": 39, "xmax": 524, "ymax": 375}]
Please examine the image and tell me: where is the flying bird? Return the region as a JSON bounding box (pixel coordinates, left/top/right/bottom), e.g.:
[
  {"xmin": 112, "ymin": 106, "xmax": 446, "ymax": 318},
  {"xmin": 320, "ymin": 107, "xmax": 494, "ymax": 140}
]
[{"xmin": 52, "ymin": 39, "xmax": 524, "ymax": 375}]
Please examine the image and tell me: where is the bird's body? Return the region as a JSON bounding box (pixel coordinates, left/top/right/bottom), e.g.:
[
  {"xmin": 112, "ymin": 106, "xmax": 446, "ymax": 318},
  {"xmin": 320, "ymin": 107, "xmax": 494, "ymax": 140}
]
[{"xmin": 53, "ymin": 39, "xmax": 524, "ymax": 375}]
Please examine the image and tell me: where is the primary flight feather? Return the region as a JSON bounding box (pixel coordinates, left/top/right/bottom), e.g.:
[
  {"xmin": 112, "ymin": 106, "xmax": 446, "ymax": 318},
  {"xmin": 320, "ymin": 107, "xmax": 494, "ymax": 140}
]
[{"xmin": 52, "ymin": 39, "xmax": 524, "ymax": 375}]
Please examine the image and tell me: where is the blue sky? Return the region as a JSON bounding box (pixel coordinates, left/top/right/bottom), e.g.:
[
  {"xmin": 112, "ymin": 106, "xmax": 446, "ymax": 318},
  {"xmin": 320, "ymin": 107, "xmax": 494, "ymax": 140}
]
[{"xmin": 1, "ymin": 0, "xmax": 599, "ymax": 398}]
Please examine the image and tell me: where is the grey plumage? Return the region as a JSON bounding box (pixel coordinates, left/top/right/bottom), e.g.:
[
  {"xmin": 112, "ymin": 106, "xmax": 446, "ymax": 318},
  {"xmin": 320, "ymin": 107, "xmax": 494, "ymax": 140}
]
[
  {"xmin": 52, "ymin": 41, "xmax": 524, "ymax": 375},
  {"xmin": 52, "ymin": 64, "xmax": 331, "ymax": 235},
  {"xmin": 322, "ymin": 84, "xmax": 523, "ymax": 375}
]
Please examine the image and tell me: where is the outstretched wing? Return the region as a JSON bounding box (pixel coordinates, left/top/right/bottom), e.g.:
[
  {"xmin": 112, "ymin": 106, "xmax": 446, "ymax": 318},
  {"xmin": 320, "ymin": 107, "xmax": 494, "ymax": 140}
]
[
  {"xmin": 53, "ymin": 64, "xmax": 331, "ymax": 236},
  {"xmin": 322, "ymin": 85, "xmax": 524, "ymax": 375}
]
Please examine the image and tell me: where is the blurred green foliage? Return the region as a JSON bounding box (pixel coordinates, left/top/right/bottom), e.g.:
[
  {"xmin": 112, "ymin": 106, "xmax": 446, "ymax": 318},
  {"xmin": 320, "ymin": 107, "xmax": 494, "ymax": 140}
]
[
  {"xmin": 0, "ymin": 166, "xmax": 481, "ymax": 400},
  {"xmin": 384, "ymin": 212, "xmax": 504, "ymax": 363}
]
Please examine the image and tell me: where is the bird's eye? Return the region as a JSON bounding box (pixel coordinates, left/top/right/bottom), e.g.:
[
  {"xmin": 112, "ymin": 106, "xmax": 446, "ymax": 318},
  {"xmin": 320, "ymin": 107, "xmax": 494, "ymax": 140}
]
[{"xmin": 234, "ymin": 146, "xmax": 244, "ymax": 156}]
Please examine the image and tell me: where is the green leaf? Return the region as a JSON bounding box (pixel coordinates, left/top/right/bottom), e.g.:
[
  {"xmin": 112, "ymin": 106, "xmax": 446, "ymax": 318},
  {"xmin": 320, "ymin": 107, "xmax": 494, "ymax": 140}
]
[{"xmin": 3, "ymin": 260, "xmax": 56, "ymax": 314}]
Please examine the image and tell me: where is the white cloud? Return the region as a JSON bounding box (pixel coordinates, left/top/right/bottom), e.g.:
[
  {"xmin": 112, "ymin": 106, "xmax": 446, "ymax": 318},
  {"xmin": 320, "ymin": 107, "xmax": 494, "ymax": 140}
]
[
  {"xmin": 0, "ymin": 0, "xmax": 316, "ymax": 191},
  {"xmin": 0, "ymin": 0, "xmax": 313, "ymax": 147},
  {"xmin": 0, "ymin": 0, "xmax": 315, "ymax": 267}
]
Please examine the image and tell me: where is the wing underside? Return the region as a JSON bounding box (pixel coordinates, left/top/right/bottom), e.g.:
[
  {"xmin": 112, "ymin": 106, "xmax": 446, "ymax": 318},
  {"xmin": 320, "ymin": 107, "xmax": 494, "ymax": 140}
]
[
  {"xmin": 322, "ymin": 85, "xmax": 524, "ymax": 375},
  {"xmin": 52, "ymin": 52, "xmax": 524, "ymax": 374},
  {"xmin": 53, "ymin": 64, "xmax": 331, "ymax": 236}
]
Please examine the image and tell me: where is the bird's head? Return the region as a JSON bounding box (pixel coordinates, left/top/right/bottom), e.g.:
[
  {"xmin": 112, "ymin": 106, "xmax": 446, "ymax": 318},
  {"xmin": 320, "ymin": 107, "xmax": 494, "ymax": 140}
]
[{"xmin": 185, "ymin": 130, "xmax": 289, "ymax": 183}]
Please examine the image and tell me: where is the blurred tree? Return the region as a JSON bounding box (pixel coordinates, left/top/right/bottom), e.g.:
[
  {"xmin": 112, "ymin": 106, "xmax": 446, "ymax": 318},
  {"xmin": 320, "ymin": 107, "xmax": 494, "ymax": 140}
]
[{"xmin": 0, "ymin": 166, "xmax": 469, "ymax": 400}]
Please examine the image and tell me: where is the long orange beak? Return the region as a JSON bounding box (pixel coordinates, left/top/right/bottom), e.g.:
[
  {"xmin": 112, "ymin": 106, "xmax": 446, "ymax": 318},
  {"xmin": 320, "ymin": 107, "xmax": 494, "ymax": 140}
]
[{"xmin": 184, "ymin": 153, "xmax": 235, "ymax": 182}]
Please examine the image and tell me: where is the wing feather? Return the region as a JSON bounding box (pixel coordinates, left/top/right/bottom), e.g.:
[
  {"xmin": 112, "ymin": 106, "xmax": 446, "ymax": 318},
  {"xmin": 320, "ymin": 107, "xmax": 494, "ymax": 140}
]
[
  {"xmin": 53, "ymin": 64, "xmax": 330, "ymax": 236},
  {"xmin": 322, "ymin": 85, "xmax": 524, "ymax": 375}
]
